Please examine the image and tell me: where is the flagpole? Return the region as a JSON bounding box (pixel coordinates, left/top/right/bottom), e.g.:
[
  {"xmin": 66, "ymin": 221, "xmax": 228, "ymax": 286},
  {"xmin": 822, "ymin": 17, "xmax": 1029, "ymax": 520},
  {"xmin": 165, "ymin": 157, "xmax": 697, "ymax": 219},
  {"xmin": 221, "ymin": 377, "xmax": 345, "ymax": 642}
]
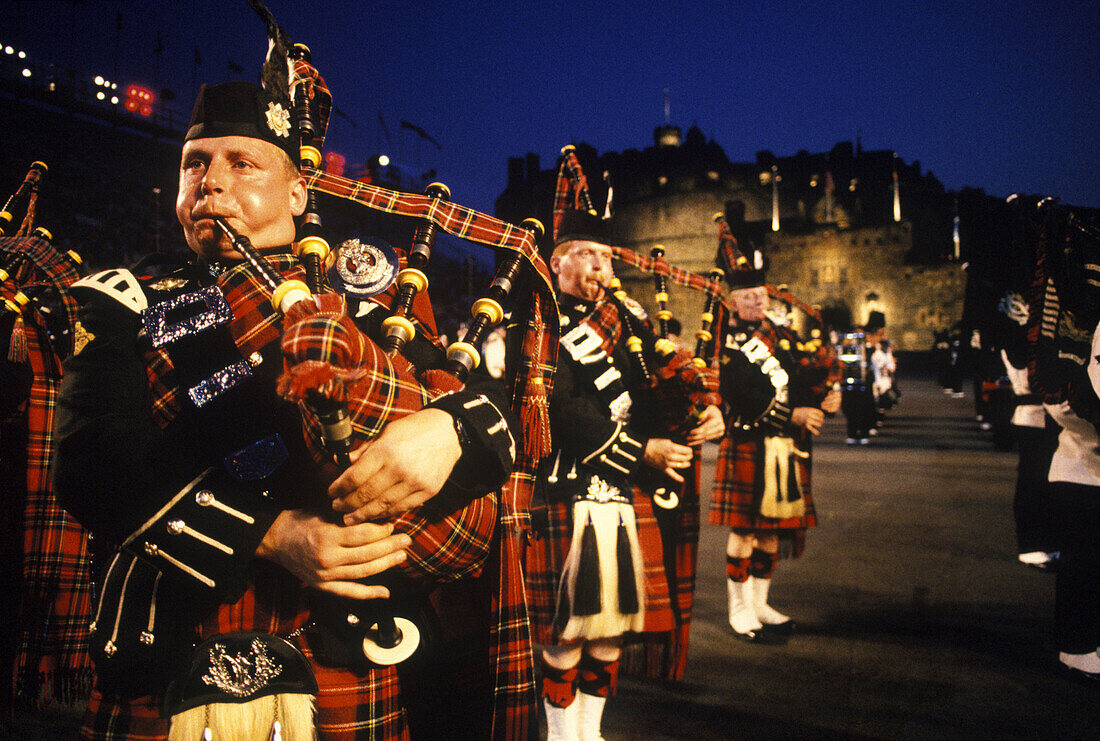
[
  {"xmin": 892, "ymin": 152, "xmax": 902, "ymax": 222},
  {"xmin": 771, "ymin": 164, "xmax": 780, "ymax": 232},
  {"xmin": 952, "ymin": 197, "xmax": 961, "ymax": 260}
]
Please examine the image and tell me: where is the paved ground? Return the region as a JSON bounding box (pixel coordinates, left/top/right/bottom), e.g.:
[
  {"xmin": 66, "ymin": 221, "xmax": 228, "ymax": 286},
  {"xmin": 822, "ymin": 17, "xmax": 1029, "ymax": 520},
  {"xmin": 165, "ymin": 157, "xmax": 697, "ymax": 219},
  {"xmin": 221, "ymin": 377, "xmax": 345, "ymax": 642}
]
[
  {"xmin": 5, "ymin": 371, "xmax": 1097, "ymax": 740},
  {"xmin": 602, "ymin": 371, "xmax": 1099, "ymax": 740}
]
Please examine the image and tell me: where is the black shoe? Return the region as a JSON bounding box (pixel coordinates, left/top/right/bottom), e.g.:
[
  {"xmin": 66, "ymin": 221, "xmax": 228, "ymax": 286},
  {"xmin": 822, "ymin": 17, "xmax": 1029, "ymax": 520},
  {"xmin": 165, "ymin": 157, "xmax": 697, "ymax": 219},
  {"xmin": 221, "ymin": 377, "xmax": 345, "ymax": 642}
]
[
  {"xmin": 1058, "ymin": 663, "xmax": 1100, "ymax": 686},
  {"xmin": 761, "ymin": 619, "xmax": 797, "ymax": 637},
  {"xmin": 732, "ymin": 625, "xmax": 785, "ymax": 645}
]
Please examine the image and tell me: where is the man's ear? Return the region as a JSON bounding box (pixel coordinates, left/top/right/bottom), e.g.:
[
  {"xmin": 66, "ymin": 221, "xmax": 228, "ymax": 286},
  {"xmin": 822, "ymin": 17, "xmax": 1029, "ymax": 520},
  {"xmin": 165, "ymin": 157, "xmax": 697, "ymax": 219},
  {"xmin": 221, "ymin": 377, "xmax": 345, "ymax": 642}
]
[
  {"xmin": 288, "ymin": 176, "xmax": 308, "ymax": 217},
  {"xmin": 549, "ymin": 253, "xmax": 562, "ymax": 275}
]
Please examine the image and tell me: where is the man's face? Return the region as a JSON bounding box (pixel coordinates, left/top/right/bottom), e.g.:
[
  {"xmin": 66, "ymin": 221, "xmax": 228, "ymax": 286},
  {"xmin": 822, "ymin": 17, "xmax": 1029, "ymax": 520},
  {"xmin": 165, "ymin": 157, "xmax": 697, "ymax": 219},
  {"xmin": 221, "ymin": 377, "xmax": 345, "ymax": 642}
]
[
  {"xmin": 730, "ymin": 285, "xmax": 768, "ymax": 321},
  {"xmin": 176, "ymin": 135, "xmax": 306, "ymax": 259},
  {"xmin": 551, "ymin": 240, "xmax": 614, "ymax": 302}
]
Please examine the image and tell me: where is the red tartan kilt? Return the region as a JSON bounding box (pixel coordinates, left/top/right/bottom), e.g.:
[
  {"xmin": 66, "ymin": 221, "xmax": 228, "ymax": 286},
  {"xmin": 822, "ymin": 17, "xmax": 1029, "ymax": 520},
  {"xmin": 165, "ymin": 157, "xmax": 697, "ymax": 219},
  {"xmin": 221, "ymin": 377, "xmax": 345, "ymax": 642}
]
[
  {"xmin": 80, "ymin": 563, "xmax": 411, "ymax": 740},
  {"xmin": 523, "ymin": 492, "xmax": 673, "ymax": 646},
  {"xmin": 620, "ymin": 455, "xmax": 702, "ymax": 681},
  {"xmin": 708, "ymin": 434, "xmax": 816, "ymax": 531}
]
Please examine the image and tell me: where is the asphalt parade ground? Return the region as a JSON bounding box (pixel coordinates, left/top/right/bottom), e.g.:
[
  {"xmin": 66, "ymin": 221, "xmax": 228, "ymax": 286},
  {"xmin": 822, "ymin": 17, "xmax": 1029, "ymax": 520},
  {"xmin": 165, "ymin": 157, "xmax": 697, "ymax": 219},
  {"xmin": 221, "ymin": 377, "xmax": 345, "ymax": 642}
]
[{"xmin": 602, "ymin": 370, "xmax": 1099, "ymax": 740}]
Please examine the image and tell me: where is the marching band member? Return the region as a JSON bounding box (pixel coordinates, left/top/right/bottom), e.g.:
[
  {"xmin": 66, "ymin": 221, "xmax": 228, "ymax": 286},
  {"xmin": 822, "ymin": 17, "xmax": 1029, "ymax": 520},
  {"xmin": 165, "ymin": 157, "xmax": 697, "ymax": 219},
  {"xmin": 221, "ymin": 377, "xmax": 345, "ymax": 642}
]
[
  {"xmin": 524, "ymin": 207, "xmax": 722, "ymax": 741},
  {"xmin": 52, "ymin": 79, "xmax": 519, "ymax": 740},
  {"xmin": 706, "ymin": 204, "xmax": 840, "ymax": 643},
  {"xmin": 1021, "ymin": 200, "xmax": 1100, "ymax": 682}
]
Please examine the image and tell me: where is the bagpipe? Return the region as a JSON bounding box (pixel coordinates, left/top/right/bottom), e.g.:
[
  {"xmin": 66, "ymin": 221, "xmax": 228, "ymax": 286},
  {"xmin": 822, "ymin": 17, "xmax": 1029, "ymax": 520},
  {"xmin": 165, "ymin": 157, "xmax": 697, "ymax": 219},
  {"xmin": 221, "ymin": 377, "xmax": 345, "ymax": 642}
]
[
  {"xmin": 1, "ymin": 161, "xmax": 96, "ymax": 707},
  {"xmin": 1, "ymin": 160, "xmax": 85, "ymax": 387},
  {"xmin": 203, "ymin": 3, "xmax": 560, "ymax": 667},
  {"xmin": 554, "ymin": 146, "xmax": 721, "ymax": 508},
  {"xmin": 766, "ymin": 282, "xmax": 842, "ymax": 396},
  {"xmin": 1022, "ymin": 197, "xmax": 1100, "ymax": 425},
  {"xmin": 705, "ymin": 210, "xmax": 841, "ymax": 398}
]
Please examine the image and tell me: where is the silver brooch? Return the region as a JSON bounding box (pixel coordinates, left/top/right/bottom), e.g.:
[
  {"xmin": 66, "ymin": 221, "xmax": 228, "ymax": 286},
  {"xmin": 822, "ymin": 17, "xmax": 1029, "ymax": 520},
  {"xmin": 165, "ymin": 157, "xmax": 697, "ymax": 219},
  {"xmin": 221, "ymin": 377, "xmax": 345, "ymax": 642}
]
[
  {"xmin": 327, "ymin": 237, "xmax": 399, "ymax": 297},
  {"xmin": 202, "ymin": 637, "xmax": 283, "ymax": 698},
  {"xmin": 265, "ymin": 102, "xmax": 291, "ymax": 138}
]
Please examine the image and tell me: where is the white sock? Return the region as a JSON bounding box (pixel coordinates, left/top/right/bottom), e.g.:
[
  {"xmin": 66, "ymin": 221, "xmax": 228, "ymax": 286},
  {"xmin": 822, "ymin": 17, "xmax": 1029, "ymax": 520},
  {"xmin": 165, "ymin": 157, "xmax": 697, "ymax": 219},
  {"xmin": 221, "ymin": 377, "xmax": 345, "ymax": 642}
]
[
  {"xmin": 543, "ymin": 697, "xmax": 580, "ymax": 741},
  {"xmin": 576, "ymin": 692, "xmax": 607, "ymax": 741}
]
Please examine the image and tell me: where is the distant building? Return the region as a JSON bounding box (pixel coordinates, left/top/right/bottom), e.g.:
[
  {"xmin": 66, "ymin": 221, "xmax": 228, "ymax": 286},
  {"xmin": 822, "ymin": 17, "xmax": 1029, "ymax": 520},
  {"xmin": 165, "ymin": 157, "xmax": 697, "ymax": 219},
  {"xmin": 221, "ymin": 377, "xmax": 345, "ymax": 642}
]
[{"xmin": 496, "ymin": 126, "xmax": 965, "ymax": 351}]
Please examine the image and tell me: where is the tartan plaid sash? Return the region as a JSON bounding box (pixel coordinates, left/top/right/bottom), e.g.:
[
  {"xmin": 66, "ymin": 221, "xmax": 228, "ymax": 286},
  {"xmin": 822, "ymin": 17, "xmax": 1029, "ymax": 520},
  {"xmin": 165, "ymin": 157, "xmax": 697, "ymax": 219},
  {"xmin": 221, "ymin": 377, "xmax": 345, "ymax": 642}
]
[
  {"xmin": 11, "ymin": 304, "xmax": 94, "ymax": 706},
  {"xmin": 1, "ymin": 234, "xmax": 92, "ymax": 707}
]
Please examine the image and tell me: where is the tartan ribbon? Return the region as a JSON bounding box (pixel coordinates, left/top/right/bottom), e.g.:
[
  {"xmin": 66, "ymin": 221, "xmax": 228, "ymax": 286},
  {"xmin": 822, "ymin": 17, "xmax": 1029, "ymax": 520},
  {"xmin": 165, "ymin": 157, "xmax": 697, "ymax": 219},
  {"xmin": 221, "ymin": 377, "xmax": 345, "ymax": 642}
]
[
  {"xmin": 766, "ymin": 283, "xmax": 825, "ymax": 329},
  {"xmin": 304, "ymin": 168, "xmax": 544, "ymax": 261},
  {"xmin": 610, "ymin": 245, "xmax": 723, "ymax": 296},
  {"xmin": 604, "ymin": 235, "xmax": 836, "ymax": 394},
  {"xmin": 765, "ymin": 284, "xmax": 841, "ymax": 390},
  {"xmin": 550, "ymin": 147, "xmax": 720, "ymax": 297}
]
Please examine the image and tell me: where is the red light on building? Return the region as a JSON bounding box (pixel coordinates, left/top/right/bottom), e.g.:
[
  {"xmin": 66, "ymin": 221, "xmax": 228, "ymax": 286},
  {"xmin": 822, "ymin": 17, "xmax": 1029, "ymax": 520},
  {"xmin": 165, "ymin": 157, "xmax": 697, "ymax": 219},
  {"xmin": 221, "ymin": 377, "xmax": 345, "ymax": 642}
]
[
  {"xmin": 324, "ymin": 151, "xmax": 346, "ymax": 176},
  {"xmin": 125, "ymin": 85, "xmax": 155, "ymax": 117}
]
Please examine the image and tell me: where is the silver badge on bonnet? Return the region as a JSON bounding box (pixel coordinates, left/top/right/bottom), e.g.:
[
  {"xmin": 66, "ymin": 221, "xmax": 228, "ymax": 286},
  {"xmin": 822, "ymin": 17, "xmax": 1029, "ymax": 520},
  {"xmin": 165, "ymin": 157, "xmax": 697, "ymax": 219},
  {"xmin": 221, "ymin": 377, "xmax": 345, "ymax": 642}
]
[{"xmin": 265, "ymin": 102, "xmax": 291, "ymax": 138}]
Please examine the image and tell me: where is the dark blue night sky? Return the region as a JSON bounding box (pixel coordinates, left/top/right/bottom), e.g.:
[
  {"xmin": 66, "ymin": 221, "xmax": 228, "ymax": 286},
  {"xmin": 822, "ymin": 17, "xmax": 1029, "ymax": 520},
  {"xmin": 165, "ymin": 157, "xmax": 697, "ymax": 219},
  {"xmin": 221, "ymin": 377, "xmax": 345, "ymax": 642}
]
[{"xmin": 5, "ymin": 0, "xmax": 1098, "ymax": 214}]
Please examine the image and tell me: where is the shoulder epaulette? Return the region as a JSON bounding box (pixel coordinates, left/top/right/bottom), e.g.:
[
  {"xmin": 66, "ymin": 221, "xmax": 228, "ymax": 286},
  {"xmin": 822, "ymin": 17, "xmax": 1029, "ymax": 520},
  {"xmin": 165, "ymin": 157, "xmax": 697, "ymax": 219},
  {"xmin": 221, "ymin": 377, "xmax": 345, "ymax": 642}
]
[{"xmin": 72, "ymin": 269, "xmax": 148, "ymax": 313}]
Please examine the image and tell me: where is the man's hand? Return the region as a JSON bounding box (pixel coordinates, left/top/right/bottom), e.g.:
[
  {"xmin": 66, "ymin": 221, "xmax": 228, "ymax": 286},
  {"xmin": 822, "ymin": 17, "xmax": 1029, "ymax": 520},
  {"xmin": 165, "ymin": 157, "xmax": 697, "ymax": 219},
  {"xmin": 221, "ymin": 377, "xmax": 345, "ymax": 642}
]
[
  {"xmin": 328, "ymin": 408, "xmax": 462, "ymax": 524},
  {"xmin": 791, "ymin": 406, "xmax": 826, "ymax": 435},
  {"xmin": 256, "ymin": 509, "xmax": 411, "ymax": 600},
  {"xmin": 643, "ymin": 437, "xmax": 694, "ymax": 483},
  {"xmin": 821, "ymin": 388, "xmax": 841, "ymax": 414},
  {"xmin": 684, "ymin": 404, "xmax": 725, "ymax": 446}
]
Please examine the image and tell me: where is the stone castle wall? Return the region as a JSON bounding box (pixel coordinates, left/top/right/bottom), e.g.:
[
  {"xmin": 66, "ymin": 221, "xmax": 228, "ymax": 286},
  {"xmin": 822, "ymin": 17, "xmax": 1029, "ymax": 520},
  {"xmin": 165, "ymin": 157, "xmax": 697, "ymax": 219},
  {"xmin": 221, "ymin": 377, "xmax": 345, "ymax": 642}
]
[{"xmin": 610, "ymin": 189, "xmax": 963, "ymax": 351}]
